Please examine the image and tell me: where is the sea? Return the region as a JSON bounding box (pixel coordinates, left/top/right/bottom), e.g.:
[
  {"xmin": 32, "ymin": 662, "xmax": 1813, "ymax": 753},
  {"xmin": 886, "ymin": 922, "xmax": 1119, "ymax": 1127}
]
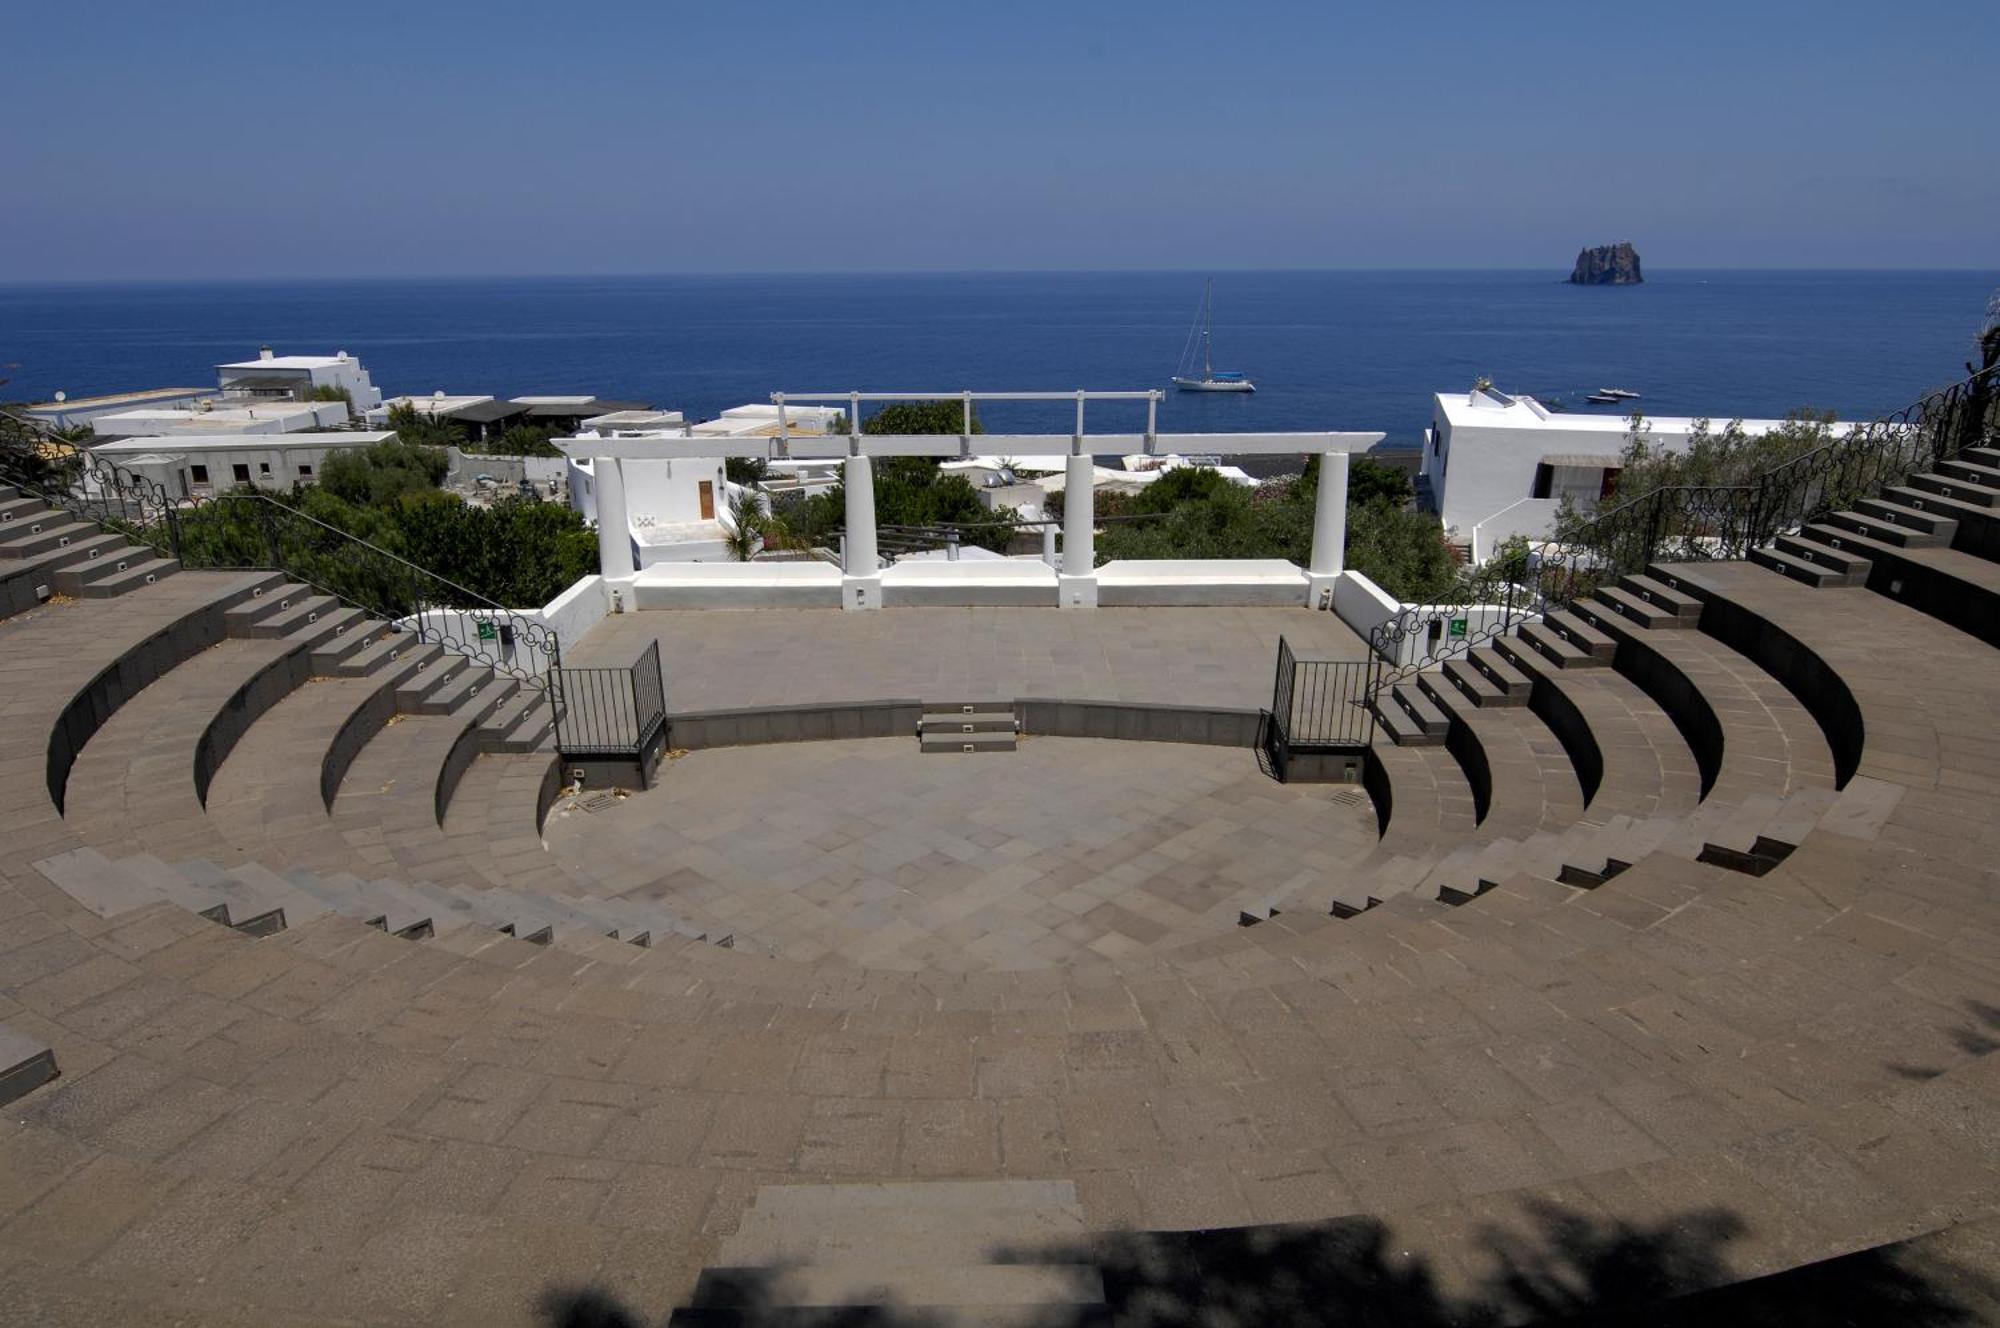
[{"xmin": 2, "ymin": 270, "xmax": 1994, "ymax": 466}]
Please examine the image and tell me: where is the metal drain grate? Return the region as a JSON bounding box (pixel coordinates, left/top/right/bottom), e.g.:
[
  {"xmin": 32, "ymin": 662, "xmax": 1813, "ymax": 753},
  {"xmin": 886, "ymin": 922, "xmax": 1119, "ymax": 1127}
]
[{"xmin": 1327, "ymin": 788, "xmax": 1367, "ymax": 807}]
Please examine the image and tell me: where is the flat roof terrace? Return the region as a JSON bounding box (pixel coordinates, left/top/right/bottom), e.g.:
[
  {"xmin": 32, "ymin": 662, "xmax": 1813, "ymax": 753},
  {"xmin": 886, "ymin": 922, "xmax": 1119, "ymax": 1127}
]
[{"xmin": 564, "ymin": 605, "xmax": 1371, "ymax": 713}]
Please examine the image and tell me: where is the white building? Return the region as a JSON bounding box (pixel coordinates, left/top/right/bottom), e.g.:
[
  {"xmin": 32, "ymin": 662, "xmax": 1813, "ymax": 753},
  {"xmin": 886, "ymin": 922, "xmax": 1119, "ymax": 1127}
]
[
  {"xmin": 20, "ymin": 387, "xmax": 220, "ymax": 433},
  {"xmin": 91, "ymin": 399, "xmax": 351, "ymax": 438},
  {"xmin": 366, "ymin": 393, "xmax": 498, "ymax": 427},
  {"xmin": 86, "ymin": 432, "xmax": 395, "ymax": 498},
  {"xmin": 1423, "ymin": 383, "xmax": 1843, "ymax": 561},
  {"xmin": 216, "ymin": 348, "xmax": 383, "ymax": 413}
]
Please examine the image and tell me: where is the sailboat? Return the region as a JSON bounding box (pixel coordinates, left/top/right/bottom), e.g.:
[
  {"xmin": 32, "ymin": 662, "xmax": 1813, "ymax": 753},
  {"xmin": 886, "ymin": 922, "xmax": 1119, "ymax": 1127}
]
[{"xmin": 1173, "ymin": 280, "xmax": 1256, "ymax": 392}]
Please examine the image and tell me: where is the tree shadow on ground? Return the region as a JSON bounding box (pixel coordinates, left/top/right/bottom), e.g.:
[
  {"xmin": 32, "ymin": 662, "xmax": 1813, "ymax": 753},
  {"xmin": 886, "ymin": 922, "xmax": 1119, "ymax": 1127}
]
[
  {"xmin": 537, "ymin": 1197, "xmax": 2000, "ymax": 1326},
  {"xmin": 1888, "ymin": 999, "xmax": 2000, "ymax": 1081}
]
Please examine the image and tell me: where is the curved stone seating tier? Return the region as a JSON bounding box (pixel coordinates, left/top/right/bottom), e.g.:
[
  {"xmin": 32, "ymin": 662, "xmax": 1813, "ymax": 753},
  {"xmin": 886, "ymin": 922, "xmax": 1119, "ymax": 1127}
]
[{"xmin": 1573, "ymin": 596, "xmax": 1840, "ymax": 803}]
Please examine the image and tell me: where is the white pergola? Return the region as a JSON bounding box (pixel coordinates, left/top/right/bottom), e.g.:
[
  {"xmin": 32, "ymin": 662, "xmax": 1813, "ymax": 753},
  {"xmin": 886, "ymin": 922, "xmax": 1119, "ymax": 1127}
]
[{"xmin": 558, "ymin": 390, "xmax": 1385, "ymax": 610}]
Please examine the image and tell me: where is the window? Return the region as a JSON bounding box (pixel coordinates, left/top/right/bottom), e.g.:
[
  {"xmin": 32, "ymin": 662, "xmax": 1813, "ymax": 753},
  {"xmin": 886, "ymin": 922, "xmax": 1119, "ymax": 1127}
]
[
  {"xmin": 232, "ymin": 463, "xmax": 251, "ymax": 483},
  {"xmin": 1530, "ymin": 463, "xmax": 1553, "ymax": 500},
  {"xmin": 259, "ymin": 462, "xmax": 271, "ymax": 475},
  {"xmin": 298, "ymin": 464, "xmax": 314, "ymax": 477},
  {"xmin": 190, "ymin": 464, "xmax": 209, "ymax": 483}
]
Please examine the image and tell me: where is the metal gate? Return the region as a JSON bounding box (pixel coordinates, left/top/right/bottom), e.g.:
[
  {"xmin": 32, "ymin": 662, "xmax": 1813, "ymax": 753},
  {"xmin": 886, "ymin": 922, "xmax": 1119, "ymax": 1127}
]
[
  {"xmin": 1265, "ymin": 636, "xmax": 1378, "ymax": 780},
  {"xmin": 552, "ymin": 639, "xmax": 668, "ymax": 762}
]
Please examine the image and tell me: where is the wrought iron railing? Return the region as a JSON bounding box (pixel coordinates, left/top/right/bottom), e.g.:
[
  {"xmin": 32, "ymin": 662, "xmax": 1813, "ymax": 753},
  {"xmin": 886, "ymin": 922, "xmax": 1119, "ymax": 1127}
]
[
  {"xmin": 549, "ymin": 640, "xmax": 666, "ymax": 759},
  {"xmin": 0, "ymin": 409, "xmax": 562, "ymax": 697},
  {"xmin": 1265, "ymin": 636, "xmax": 1381, "ymax": 778},
  {"xmin": 1364, "ymin": 364, "xmax": 2000, "ymax": 703}
]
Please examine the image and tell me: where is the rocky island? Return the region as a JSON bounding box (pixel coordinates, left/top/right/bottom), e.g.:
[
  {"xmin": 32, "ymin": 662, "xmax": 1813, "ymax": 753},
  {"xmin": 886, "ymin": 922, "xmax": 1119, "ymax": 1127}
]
[{"xmin": 1568, "ymin": 242, "xmax": 1644, "ymax": 285}]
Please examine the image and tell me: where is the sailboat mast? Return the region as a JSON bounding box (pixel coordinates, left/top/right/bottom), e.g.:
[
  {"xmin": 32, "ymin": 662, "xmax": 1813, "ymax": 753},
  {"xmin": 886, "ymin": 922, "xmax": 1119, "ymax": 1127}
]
[{"xmin": 1202, "ymin": 279, "xmax": 1213, "ymax": 378}]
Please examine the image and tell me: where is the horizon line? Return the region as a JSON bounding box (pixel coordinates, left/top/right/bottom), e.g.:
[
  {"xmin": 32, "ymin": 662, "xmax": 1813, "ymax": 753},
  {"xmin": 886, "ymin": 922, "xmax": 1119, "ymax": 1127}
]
[{"xmin": 4, "ymin": 265, "xmax": 1999, "ymax": 290}]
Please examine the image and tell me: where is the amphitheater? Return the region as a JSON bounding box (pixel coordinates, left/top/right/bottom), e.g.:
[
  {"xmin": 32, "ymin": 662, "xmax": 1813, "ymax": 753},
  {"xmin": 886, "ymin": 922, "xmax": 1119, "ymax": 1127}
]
[{"xmin": 3, "ymin": 383, "xmax": 2000, "ymax": 1325}]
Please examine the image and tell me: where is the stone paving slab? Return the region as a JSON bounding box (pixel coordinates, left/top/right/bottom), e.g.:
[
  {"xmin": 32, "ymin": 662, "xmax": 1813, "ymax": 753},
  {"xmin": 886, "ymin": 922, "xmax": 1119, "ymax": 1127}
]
[{"xmin": 545, "ymin": 736, "xmax": 1378, "ymax": 971}]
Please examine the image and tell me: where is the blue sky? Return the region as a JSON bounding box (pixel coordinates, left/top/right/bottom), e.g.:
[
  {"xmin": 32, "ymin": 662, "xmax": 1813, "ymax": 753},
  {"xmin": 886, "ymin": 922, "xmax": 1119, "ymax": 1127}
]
[{"xmin": 2, "ymin": 0, "xmax": 1993, "ymax": 280}]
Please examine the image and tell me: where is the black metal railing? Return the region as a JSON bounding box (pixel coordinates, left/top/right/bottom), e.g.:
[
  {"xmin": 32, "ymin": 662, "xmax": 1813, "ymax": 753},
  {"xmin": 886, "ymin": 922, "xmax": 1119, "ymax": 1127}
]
[
  {"xmin": 550, "ymin": 640, "xmax": 666, "ymax": 758},
  {"xmin": 1364, "ymin": 364, "xmax": 2000, "ymax": 704},
  {"xmin": 0, "ymin": 410, "xmax": 562, "ymax": 701},
  {"xmin": 1265, "ymin": 635, "xmax": 1380, "ymax": 778}
]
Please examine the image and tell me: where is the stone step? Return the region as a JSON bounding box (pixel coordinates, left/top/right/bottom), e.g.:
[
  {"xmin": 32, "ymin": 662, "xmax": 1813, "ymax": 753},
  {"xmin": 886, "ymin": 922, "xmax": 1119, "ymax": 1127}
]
[
  {"xmin": 33, "ymin": 847, "xmax": 166, "ymax": 918},
  {"xmin": 0, "ymin": 495, "xmax": 48, "ymax": 524},
  {"xmin": 1437, "ymin": 655, "xmax": 1515, "ymax": 707},
  {"xmin": 1906, "ymin": 471, "xmax": 2000, "ymax": 508},
  {"xmin": 1541, "ymin": 608, "xmax": 1618, "ymax": 662},
  {"xmin": 688, "ymin": 1264, "xmax": 1105, "ymax": 1313},
  {"xmin": 242, "ymin": 593, "xmax": 340, "ymax": 639},
  {"xmin": 1855, "ymin": 495, "xmax": 1960, "ymax": 541},
  {"xmin": 161, "ymin": 859, "xmax": 289, "ymax": 935},
  {"xmin": 1936, "ymin": 455, "xmax": 2000, "ymax": 489},
  {"xmin": 0, "ymin": 1025, "xmax": 58, "ymax": 1108},
  {"xmin": 339, "ymin": 632, "xmax": 441, "ymax": 680},
  {"xmin": 718, "ymin": 1210, "xmax": 1087, "ymax": 1268},
  {"xmin": 0, "ymin": 517, "xmax": 102, "ymax": 559},
  {"xmin": 50, "ymin": 539, "xmax": 154, "ymax": 592},
  {"xmin": 223, "ymin": 581, "xmax": 313, "ymax": 633},
  {"xmin": 423, "ymin": 663, "xmax": 499, "ymax": 715},
  {"xmin": 1773, "ymin": 530, "xmax": 1872, "ymax": 582},
  {"xmin": 919, "ymin": 711, "xmax": 1017, "ymax": 734},
  {"xmin": 669, "ymin": 1308, "xmax": 1111, "ymax": 1328},
  {"xmin": 1592, "ymin": 584, "xmax": 1687, "ymax": 630},
  {"xmin": 479, "ymin": 688, "xmax": 556, "ymax": 753},
  {"xmin": 920, "ymin": 730, "xmax": 1017, "ymax": 754},
  {"xmin": 1823, "ymin": 509, "xmax": 1947, "ymax": 549},
  {"xmin": 1749, "ymin": 544, "xmax": 1849, "ymax": 589},
  {"xmin": 751, "ymin": 1181, "xmax": 1081, "ymax": 1218},
  {"xmin": 1509, "ymin": 620, "xmax": 1596, "ymax": 669},
  {"xmin": 1618, "ymin": 572, "xmax": 1706, "ymax": 623},
  {"xmin": 220, "ymin": 859, "xmax": 335, "ymax": 927},
  {"xmin": 72, "ymin": 556, "xmax": 177, "ymax": 598}
]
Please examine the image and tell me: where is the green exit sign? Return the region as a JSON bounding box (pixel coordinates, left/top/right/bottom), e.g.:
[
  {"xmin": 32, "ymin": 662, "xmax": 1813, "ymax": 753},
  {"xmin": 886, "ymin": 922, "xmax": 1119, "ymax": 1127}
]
[
  {"xmin": 1448, "ymin": 616, "xmax": 1468, "ymax": 639},
  {"xmin": 476, "ymin": 620, "xmax": 497, "ymax": 641}
]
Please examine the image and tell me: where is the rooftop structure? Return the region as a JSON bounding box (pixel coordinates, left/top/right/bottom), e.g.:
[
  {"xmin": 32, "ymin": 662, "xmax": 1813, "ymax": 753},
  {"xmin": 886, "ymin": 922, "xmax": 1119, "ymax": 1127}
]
[
  {"xmin": 85, "ymin": 430, "xmax": 395, "ymax": 495},
  {"xmin": 1424, "ymin": 383, "xmax": 1850, "ymax": 561},
  {"xmin": 90, "ymin": 399, "xmax": 351, "ymax": 438},
  {"xmin": 18, "ymin": 385, "xmax": 219, "ymax": 432},
  {"xmin": 216, "ymin": 346, "xmax": 383, "ymax": 413}
]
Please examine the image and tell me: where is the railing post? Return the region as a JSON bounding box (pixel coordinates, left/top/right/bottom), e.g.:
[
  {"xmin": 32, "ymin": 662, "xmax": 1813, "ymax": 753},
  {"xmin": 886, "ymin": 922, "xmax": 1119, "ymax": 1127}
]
[{"xmin": 259, "ymin": 499, "xmax": 283, "ymax": 570}]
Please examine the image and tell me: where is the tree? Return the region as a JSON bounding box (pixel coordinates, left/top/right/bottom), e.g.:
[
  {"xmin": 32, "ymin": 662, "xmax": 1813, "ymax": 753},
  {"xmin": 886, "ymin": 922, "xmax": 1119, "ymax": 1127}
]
[
  {"xmin": 862, "ymin": 401, "xmax": 983, "ymax": 435},
  {"xmin": 385, "ymin": 403, "xmax": 465, "ymax": 451},
  {"xmin": 723, "ymin": 488, "xmax": 763, "ymax": 562},
  {"xmin": 489, "ymin": 423, "xmax": 562, "ymax": 458},
  {"xmin": 725, "ymin": 456, "xmax": 768, "ymax": 486},
  {"xmin": 1299, "ymin": 454, "xmax": 1414, "ymax": 509},
  {"xmin": 319, "ymin": 438, "xmax": 449, "ymax": 508}
]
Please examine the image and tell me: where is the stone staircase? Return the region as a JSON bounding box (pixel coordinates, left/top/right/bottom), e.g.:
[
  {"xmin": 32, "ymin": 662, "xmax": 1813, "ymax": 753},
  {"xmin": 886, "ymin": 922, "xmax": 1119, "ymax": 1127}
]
[
  {"xmin": 0, "ymin": 487, "xmax": 178, "ymax": 616},
  {"xmin": 919, "ymin": 701, "xmax": 1020, "ymax": 754}
]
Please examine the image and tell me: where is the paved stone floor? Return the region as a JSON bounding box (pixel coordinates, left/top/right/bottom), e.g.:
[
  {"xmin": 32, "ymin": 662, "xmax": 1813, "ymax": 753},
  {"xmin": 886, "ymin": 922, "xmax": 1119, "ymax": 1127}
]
[
  {"xmin": 544, "ymin": 736, "xmax": 1379, "ymax": 970},
  {"xmin": 565, "ymin": 607, "xmax": 1370, "ymax": 712}
]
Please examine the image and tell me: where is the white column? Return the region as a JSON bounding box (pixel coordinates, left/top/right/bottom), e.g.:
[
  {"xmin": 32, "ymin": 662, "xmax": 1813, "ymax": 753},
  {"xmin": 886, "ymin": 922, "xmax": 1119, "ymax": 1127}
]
[
  {"xmin": 1059, "ymin": 452, "xmax": 1098, "ymax": 608},
  {"xmin": 1306, "ymin": 450, "xmax": 1349, "ymax": 608},
  {"xmin": 592, "ymin": 456, "xmax": 635, "ymax": 582},
  {"xmin": 841, "ymin": 452, "xmax": 881, "ymax": 610},
  {"xmin": 1041, "ymin": 523, "xmax": 1058, "ymax": 567}
]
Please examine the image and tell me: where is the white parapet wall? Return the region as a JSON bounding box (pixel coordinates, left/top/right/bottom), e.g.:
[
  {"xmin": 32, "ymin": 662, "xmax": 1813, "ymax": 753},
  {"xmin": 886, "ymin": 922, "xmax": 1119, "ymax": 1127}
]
[
  {"xmin": 1096, "ymin": 559, "xmax": 1308, "ymax": 608},
  {"xmin": 881, "ymin": 559, "xmax": 1056, "ymax": 607},
  {"xmin": 394, "ymin": 573, "xmax": 608, "ymax": 673},
  {"xmin": 630, "ymin": 561, "xmax": 843, "ymax": 610},
  {"xmin": 1331, "ymin": 569, "xmax": 1531, "ymax": 667}
]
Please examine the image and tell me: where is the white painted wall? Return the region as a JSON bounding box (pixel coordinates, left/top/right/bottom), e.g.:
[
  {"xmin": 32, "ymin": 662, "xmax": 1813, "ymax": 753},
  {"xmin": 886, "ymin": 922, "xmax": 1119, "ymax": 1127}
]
[{"xmin": 1331, "ymin": 569, "xmax": 1529, "ymax": 668}]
